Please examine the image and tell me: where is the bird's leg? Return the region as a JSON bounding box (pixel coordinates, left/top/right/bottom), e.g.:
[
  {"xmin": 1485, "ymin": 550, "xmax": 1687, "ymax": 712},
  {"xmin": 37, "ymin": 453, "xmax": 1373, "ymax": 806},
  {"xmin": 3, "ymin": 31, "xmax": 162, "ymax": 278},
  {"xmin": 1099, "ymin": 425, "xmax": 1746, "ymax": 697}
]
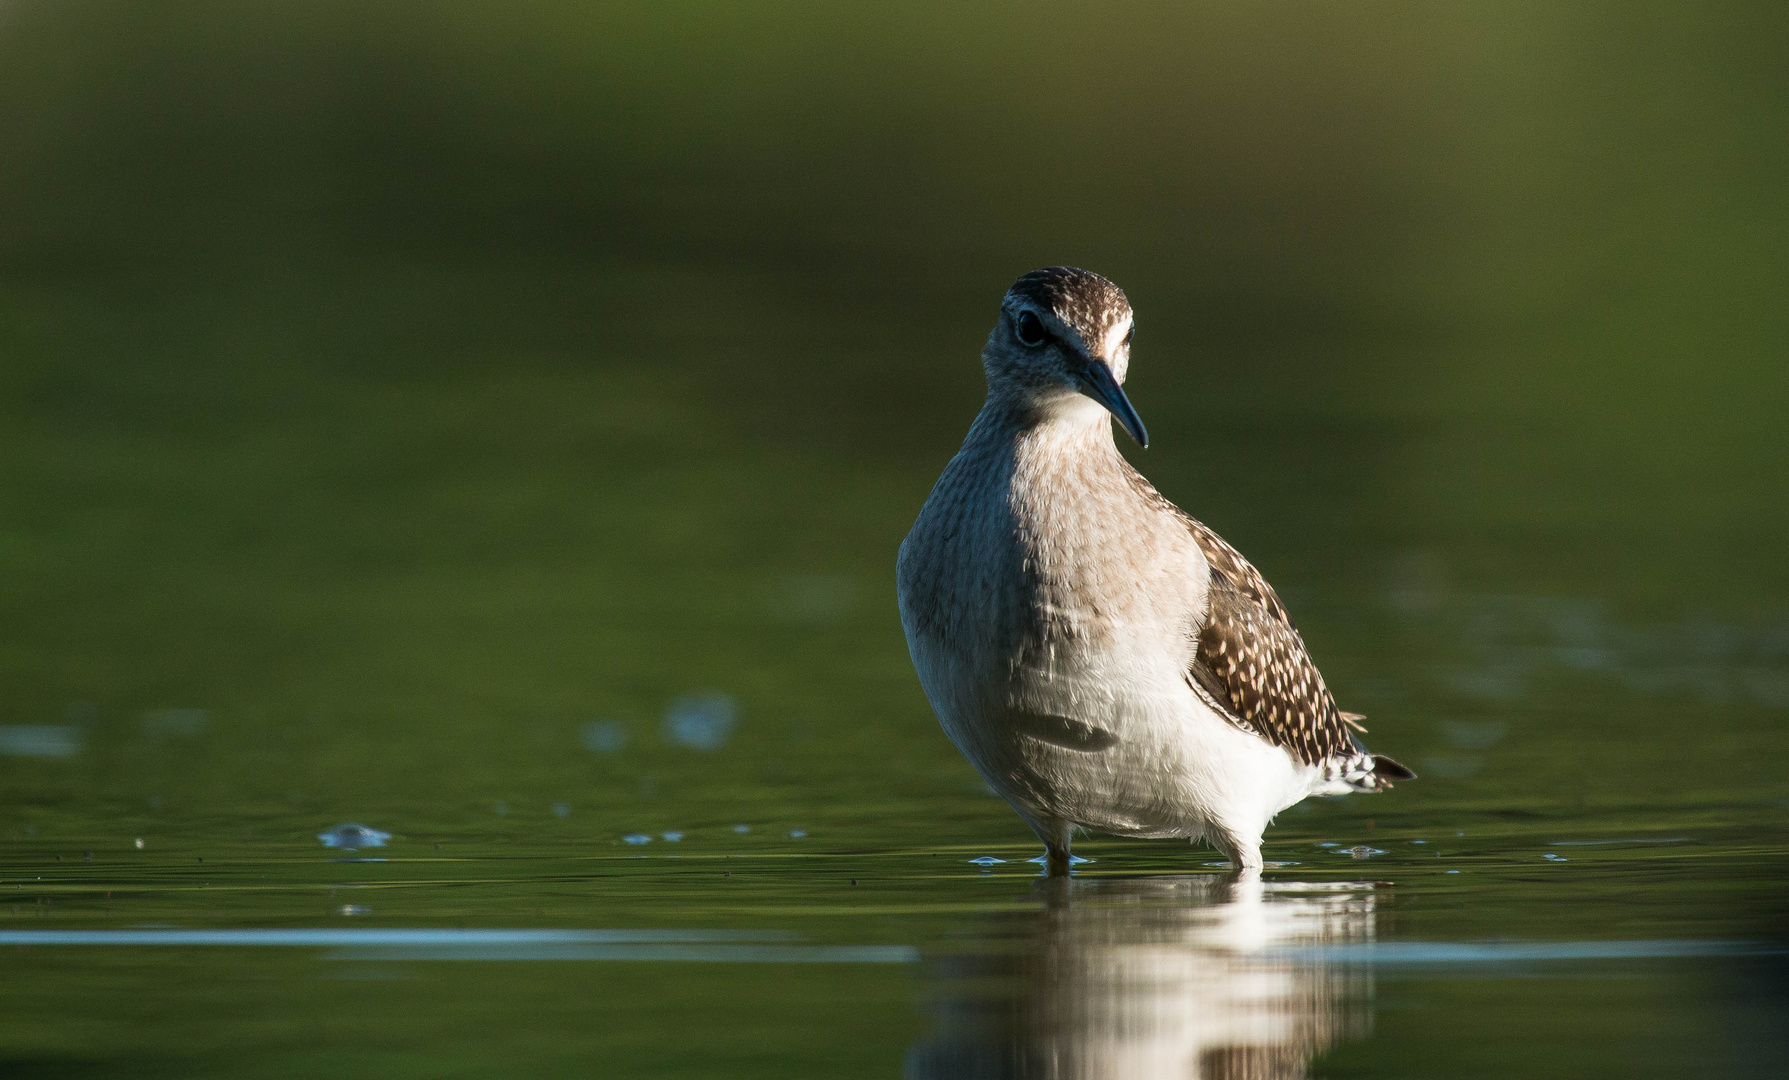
[
  {"xmin": 1209, "ymin": 829, "xmax": 1263, "ymax": 881},
  {"xmin": 1026, "ymin": 817, "xmax": 1076, "ymax": 877}
]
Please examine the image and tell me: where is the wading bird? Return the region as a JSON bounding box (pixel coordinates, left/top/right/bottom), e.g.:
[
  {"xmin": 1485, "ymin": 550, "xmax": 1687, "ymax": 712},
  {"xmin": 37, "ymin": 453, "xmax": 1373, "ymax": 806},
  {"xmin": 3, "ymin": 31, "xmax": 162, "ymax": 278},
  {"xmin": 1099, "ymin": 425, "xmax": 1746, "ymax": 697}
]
[{"xmin": 897, "ymin": 267, "xmax": 1411, "ymax": 876}]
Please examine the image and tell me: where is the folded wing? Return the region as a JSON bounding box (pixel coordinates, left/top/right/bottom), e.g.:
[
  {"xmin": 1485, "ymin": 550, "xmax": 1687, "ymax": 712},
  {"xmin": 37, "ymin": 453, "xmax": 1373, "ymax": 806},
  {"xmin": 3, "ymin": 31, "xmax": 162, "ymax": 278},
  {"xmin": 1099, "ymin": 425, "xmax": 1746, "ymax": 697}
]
[{"xmin": 1180, "ymin": 518, "xmax": 1356, "ymax": 766}]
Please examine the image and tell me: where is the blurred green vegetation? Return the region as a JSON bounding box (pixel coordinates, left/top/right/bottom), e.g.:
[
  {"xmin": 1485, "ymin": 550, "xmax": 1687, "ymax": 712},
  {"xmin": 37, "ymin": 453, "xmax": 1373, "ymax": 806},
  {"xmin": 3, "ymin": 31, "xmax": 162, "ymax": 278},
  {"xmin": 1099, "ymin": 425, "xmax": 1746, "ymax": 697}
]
[{"xmin": 0, "ymin": 1, "xmax": 1783, "ymax": 823}]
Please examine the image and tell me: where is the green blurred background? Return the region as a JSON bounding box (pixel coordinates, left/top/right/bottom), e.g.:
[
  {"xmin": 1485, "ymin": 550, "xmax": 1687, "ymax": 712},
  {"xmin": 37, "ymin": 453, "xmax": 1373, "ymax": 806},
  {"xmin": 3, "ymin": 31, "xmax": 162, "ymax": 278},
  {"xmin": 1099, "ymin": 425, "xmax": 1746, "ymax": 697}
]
[
  {"xmin": 0, "ymin": 3, "xmax": 1785, "ymax": 1075},
  {"xmin": 3, "ymin": 1, "xmax": 1784, "ymax": 825}
]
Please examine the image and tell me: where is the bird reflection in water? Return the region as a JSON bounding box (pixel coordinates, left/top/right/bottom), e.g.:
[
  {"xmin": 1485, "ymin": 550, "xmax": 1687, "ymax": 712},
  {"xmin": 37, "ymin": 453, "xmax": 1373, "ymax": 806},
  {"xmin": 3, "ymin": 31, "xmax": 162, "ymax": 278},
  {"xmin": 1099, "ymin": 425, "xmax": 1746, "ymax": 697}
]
[{"xmin": 906, "ymin": 875, "xmax": 1374, "ymax": 1080}]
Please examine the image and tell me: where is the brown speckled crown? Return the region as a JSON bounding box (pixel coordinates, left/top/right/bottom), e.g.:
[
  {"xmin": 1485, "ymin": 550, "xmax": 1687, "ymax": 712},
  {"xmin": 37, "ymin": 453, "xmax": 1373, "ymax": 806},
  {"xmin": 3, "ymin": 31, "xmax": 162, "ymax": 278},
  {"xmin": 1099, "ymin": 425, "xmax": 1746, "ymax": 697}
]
[{"xmin": 1007, "ymin": 267, "xmax": 1131, "ymax": 342}]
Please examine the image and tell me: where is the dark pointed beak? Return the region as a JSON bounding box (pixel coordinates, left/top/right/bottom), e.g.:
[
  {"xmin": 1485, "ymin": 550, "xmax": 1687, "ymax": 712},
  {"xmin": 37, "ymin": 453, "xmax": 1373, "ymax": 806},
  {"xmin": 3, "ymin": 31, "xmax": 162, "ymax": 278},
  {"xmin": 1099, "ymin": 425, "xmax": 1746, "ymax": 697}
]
[{"xmin": 1075, "ymin": 360, "xmax": 1149, "ymax": 448}]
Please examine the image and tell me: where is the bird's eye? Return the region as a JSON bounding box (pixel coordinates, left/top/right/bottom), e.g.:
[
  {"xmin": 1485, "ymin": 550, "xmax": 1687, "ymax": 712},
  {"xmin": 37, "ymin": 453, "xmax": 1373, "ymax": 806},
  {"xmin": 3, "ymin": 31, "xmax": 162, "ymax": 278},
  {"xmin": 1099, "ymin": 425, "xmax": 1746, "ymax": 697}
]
[
  {"xmin": 1015, "ymin": 310, "xmax": 1047, "ymax": 347},
  {"xmin": 1123, "ymin": 324, "xmax": 1135, "ymax": 347}
]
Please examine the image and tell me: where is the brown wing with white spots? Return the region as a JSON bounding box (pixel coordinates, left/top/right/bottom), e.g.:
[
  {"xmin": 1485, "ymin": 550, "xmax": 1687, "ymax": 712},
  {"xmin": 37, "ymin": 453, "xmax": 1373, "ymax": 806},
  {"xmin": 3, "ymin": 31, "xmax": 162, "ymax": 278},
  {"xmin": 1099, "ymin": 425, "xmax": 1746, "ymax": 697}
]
[
  {"xmin": 1117, "ymin": 464, "xmax": 1397, "ymax": 774},
  {"xmin": 1178, "ymin": 518, "xmax": 1358, "ymax": 765}
]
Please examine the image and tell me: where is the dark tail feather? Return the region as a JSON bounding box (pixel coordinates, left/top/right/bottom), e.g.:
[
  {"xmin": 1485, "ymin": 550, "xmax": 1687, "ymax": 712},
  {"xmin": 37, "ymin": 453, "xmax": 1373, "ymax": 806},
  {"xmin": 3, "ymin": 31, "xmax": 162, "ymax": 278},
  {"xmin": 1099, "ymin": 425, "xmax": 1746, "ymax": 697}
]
[{"xmin": 1372, "ymin": 754, "xmax": 1416, "ymax": 782}]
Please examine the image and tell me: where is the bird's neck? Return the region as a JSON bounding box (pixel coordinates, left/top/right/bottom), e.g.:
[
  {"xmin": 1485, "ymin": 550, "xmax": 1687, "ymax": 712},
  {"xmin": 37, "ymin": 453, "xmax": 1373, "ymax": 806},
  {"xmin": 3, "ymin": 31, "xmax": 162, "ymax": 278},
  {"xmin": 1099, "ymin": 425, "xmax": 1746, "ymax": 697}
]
[
  {"xmin": 969, "ymin": 388, "xmax": 1125, "ymax": 474},
  {"xmin": 956, "ymin": 388, "xmax": 1178, "ymax": 658}
]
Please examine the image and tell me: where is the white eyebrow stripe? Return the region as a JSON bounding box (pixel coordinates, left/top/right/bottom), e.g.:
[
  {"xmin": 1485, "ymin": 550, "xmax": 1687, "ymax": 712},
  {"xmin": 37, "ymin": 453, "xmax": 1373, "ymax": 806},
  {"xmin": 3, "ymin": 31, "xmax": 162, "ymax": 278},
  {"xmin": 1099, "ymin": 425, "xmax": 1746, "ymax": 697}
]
[{"xmin": 1102, "ymin": 315, "xmax": 1133, "ymax": 358}]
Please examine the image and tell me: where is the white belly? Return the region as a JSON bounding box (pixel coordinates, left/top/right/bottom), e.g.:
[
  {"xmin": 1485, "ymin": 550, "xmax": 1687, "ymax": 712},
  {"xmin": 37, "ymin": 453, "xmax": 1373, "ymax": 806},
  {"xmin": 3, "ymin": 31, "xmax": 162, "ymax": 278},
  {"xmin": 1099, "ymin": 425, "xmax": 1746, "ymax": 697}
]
[{"xmin": 906, "ymin": 631, "xmax": 1317, "ymax": 844}]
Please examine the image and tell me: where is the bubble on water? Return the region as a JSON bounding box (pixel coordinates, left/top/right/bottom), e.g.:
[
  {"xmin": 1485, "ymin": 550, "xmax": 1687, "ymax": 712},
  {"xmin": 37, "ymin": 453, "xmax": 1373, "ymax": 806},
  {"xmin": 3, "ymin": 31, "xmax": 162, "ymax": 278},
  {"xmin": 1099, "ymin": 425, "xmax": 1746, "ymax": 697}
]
[
  {"xmin": 1411, "ymin": 839, "xmax": 1428, "ymax": 844},
  {"xmin": 1316, "ymin": 842, "xmax": 1340, "ymax": 848},
  {"xmin": 552, "ymin": 803, "xmax": 572, "ymax": 819},
  {"xmin": 622, "ymin": 833, "xmax": 651, "ymax": 845},
  {"xmin": 732, "ymin": 824, "xmax": 751, "ymax": 834},
  {"xmin": 663, "ymin": 692, "xmax": 737, "ymax": 750},
  {"xmin": 338, "ymin": 904, "xmax": 371, "ymax": 916},
  {"xmin": 317, "ymin": 824, "xmax": 391, "ymax": 850},
  {"xmin": 1542, "ymin": 853, "xmax": 1568, "ymax": 862},
  {"xmin": 1446, "ymin": 869, "xmax": 1462, "ymax": 874},
  {"xmin": 0, "ymin": 726, "xmax": 81, "ymax": 758},
  {"xmin": 1342, "ymin": 846, "xmax": 1386, "ymax": 859},
  {"xmin": 661, "ymin": 831, "xmax": 683, "ymax": 842},
  {"xmin": 967, "ymin": 856, "xmax": 1005, "ymax": 866},
  {"xmin": 788, "ymin": 830, "xmax": 807, "ymax": 839},
  {"xmin": 580, "ymin": 720, "xmax": 628, "ymax": 753},
  {"xmin": 133, "ymin": 838, "xmax": 145, "ymax": 850}
]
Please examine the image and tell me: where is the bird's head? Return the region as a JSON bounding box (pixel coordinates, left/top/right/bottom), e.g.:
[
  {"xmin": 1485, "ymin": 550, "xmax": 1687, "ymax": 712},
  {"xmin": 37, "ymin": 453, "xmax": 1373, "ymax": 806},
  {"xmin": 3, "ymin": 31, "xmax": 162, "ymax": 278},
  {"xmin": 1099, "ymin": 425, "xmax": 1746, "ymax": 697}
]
[{"xmin": 983, "ymin": 266, "xmax": 1148, "ymax": 448}]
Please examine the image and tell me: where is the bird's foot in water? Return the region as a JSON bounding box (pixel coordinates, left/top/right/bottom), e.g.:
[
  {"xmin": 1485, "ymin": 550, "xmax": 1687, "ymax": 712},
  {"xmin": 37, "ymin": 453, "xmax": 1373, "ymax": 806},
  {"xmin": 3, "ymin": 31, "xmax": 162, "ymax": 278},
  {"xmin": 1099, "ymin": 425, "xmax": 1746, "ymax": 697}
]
[{"xmin": 1211, "ymin": 835, "xmax": 1264, "ymax": 881}]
